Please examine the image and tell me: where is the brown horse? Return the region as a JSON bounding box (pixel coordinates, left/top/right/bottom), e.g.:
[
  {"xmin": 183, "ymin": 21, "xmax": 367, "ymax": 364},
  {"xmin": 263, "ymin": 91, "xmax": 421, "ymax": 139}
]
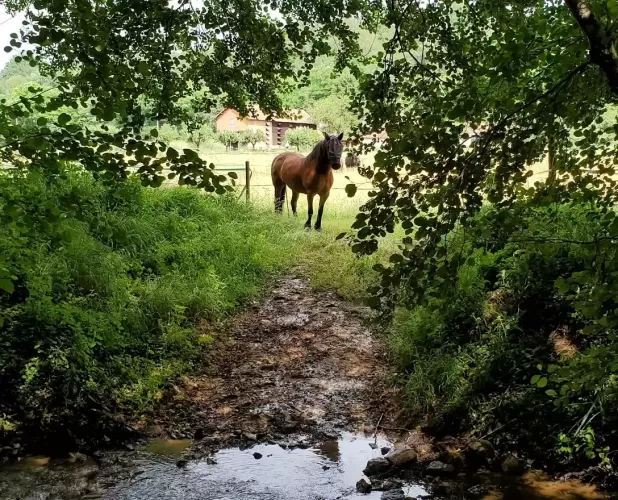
[{"xmin": 271, "ymin": 132, "xmax": 343, "ymax": 230}]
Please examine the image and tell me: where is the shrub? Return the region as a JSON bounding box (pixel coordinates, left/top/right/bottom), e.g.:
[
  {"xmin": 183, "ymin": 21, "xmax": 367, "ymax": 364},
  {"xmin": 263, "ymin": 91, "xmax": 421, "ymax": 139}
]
[
  {"xmin": 389, "ymin": 201, "xmax": 618, "ymax": 466},
  {"xmin": 0, "ymin": 166, "xmax": 305, "ymax": 445},
  {"xmin": 155, "ymin": 123, "xmax": 183, "ymax": 144}
]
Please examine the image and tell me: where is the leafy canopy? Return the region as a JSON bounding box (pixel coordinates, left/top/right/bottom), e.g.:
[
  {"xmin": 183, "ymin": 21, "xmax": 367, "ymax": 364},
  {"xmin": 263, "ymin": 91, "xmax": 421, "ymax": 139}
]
[
  {"xmin": 347, "ymin": 0, "xmax": 618, "ymax": 308},
  {"xmin": 1, "ymin": 0, "xmax": 373, "ymax": 190},
  {"xmin": 341, "ymin": 0, "xmax": 618, "ymax": 464}
]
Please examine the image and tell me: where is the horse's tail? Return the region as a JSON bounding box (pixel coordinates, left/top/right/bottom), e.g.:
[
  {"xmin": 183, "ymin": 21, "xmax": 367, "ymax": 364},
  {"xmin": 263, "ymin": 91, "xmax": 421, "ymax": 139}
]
[
  {"xmin": 275, "ymin": 184, "xmax": 286, "ymax": 213},
  {"xmin": 272, "ymin": 154, "xmax": 287, "ymax": 213}
]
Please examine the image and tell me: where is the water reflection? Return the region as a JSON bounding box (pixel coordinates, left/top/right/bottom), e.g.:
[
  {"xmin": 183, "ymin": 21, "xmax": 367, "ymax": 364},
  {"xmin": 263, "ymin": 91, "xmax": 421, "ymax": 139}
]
[
  {"xmin": 103, "ymin": 432, "xmax": 425, "ymax": 500},
  {"xmin": 315, "ymin": 439, "xmax": 340, "ymax": 462},
  {"xmin": 140, "ymin": 439, "xmax": 191, "ymax": 456},
  {"xmin": 0, "ymin": 434, "xmax": 608, "ymax": 500}
]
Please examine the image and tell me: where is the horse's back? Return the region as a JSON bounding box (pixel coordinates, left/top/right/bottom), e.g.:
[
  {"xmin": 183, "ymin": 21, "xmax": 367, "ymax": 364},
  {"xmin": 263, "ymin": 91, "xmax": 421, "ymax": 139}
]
[{"xmin": 271, "ymin": 152, "xmax": 304, "ymax": 185}]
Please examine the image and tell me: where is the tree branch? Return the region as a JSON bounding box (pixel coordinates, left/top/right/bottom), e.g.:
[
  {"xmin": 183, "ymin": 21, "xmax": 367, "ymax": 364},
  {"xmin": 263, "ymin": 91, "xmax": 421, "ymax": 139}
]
[{"xmin": 564, "ymin": 0, "xmax": 618, "ymax": 95}]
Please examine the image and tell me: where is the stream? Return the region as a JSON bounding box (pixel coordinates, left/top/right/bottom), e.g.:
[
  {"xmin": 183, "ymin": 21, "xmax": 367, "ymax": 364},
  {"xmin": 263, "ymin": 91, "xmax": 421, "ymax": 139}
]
[
  {"xmin": 0, "ymin": 433, "xmax": 430, "ymax": 500},
  {"xmin": 1, "ymin": 432, "xmax": 611, "ymax": 500}
]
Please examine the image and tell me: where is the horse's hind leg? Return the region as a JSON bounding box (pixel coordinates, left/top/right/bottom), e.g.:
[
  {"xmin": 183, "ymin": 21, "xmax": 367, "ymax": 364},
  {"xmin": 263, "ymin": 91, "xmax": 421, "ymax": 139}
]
[
  {"xmin": 290, "ymin": 191, "xmax": 299, "ymax": 216},
  {"xmin": 314, "ymin": 192, "xmax": 330, "ymax": 231},
  {"xmin": 274, "ymin": 181, "xmax": 286, "ymax": 213},
  {"xmin": 304, "ymin": 193, "xmax": 315, "ymax": 229}
]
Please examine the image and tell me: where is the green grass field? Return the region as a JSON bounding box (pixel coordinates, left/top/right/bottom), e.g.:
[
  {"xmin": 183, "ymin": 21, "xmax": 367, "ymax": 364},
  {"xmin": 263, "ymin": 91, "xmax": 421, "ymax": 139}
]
[{"xmin": 166, "ymin": 142, "xmax": 376, "ymax": 209}]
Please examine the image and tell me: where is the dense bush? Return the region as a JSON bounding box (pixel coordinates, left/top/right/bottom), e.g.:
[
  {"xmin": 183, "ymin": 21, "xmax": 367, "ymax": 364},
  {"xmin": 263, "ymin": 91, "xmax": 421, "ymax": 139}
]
[
  {"xmin": 0, "ymin": 167, "xmax": 301, "ymax": 444},
  {"xmin": 390, "ymin": 201, "xmax": 618, "ymax": 468}
]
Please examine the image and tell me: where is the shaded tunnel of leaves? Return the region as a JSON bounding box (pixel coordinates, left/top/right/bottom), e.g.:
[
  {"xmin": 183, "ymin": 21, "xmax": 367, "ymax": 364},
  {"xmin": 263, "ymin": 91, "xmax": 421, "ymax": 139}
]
[{"xmin": 5, "ymin": 0, "xmax": 618, "ymax": 471}]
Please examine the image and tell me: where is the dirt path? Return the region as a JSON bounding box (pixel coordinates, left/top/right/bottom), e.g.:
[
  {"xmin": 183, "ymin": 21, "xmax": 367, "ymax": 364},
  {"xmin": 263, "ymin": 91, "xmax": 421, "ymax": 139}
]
[
  {"xmin": 151, "ymin": 275, "xmax": 396, "ymax": 450},
  {"xmin": 2, "ymin": 276, "xmax": 610, "ymax": 500}
]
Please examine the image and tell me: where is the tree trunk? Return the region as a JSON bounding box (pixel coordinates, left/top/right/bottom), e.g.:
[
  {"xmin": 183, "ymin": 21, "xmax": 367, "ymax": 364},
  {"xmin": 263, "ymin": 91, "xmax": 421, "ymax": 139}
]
[{"xmin": 565, "ymin": 0, "xmax": 618, "ymax": 95}]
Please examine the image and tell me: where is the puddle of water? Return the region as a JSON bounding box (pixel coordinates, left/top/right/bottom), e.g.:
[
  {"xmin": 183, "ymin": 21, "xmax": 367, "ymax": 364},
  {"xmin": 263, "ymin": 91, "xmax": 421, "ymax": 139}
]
[
  {"xmin": 14, "ymin": 455, "xmax": 51, "ymax": 469},
  {"xmin": 140, "ymin": 438, "xmax": 192, "ymax": 456},
  {"xmin": 0, "ymin": 435, "xmax": 609, "ymax": 500},
  {"xmin": 105, "ymin": 432, "xmax": 428, "ymax": 500},
  {"xmin": 0, "ymin": 455, "xmax": 99, "ymax": 500}
]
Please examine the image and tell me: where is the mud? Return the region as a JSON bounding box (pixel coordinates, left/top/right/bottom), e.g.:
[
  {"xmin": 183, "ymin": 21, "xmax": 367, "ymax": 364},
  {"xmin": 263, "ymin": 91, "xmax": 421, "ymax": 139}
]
[{"xmin": 149, "ymin": 276, "xmax": 394, "ymax": 448}]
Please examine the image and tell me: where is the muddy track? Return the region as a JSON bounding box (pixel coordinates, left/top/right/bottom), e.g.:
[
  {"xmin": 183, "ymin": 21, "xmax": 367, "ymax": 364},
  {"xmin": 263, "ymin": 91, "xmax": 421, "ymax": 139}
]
[
  {"xmin": 151, "ymin": 275, "xmax": 397, "ymax": 449},
  {"xmin": 2, "ymin": 276, "xmax": 611, "ymax": 500}
]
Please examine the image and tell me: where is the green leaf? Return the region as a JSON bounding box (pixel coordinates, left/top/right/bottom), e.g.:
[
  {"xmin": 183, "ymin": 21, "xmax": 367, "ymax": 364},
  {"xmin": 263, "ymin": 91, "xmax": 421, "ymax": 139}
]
[
  {"xmin": 345, "ymin": 183, "xmax": 357, "ymax": 197},
  {"xmin": 228, "ymin": 172, "xmax": 238, "ymax": 179},
  {"xmin": 57, "ymin": 112, "xmax": 71, "ymax": 126},
  {"xmin": 150, "ymin": 128, "xmax": 159, "ymax": 138},
  {"xmin": 536, "ymin": 363, "xmax": 542, "ymax": 371},
  {"xmin": 555, "ymin": 278, "xmax": 570, "ymax": 293},
  {"xmin": 166, "ymin": 147, "xmax": 179, "ymax": 160},
  {"xmin": 531, "ymin": 375, "xmax": 541, "ymax": 384},
  {"xmin": 537, "ymin": 377, "xmax": 548, "ymax": 388},
  {"xmin": 546, "ymin": 389, "xmax": 557, "ymax": 397},
  {"xmin": 0, "ymin": 278, "xmax": 15, "ymax": 294},
  {"xmin": 137, "ymin": 61, "xmax": 149, "ymax": 75},
  {"xmin": 102, "ymin": 107, "xmax": 115, "ymax": 121},
  {"xmin": 183, "ymin": 149, "xmax": 200, "ymax": 161},
  {"xmin": 389, "ymin": 253, "xmax": 403, "ymax": 263},
  {"xmin": 414, "ymin": 216, "xmax": 428, "ymax": 227}
]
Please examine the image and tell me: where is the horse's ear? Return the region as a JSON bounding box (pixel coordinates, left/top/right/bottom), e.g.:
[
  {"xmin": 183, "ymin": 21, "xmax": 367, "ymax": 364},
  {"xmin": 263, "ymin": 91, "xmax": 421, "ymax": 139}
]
[
  {"xmin": 322, "ymin": 131, "xmax": 330, "ymax": 140},
  {"xmin": 337, "ymin": 132, "xmax": 344, "ymax": 141}
]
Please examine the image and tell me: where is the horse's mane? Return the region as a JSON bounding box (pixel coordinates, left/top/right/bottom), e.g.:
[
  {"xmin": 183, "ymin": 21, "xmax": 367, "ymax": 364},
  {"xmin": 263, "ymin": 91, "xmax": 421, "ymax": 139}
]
[{"xmin": 303, "ymin": 138, "xmax": 329, "ymax": 171}]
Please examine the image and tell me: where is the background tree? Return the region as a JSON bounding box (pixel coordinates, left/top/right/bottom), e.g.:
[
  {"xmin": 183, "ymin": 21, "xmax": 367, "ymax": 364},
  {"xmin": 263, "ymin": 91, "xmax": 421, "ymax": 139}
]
[
  {"xmin": 309, "ymin": 94, "xmax": 356, "ymax": 135},
  {"xmin": 285, "ymin": 127, "xmax": 322, "ymax": 150},
  {"xmin": 217, "ymin": 131, "xmax": 240, "ymax": 151},
  {"xmin": 240, "ymin": 129, "xmax": 266, "ymax": 149},
  {"xmin": 188, "ymin": 123, "xmax": 215, "ymax": 150}
]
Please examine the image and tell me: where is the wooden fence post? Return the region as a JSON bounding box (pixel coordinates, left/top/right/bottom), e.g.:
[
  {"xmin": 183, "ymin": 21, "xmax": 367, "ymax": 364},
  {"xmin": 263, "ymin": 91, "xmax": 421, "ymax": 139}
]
[{"xmin": 245, "ymin": 161, "xmax": 251, "ymax": 202}]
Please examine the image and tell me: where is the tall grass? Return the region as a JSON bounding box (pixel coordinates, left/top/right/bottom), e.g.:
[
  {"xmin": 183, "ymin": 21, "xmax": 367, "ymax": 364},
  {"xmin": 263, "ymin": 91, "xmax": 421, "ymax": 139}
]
[{"xmin": 0, "ymin": 166, "xmax": 388, "ymax": 443}]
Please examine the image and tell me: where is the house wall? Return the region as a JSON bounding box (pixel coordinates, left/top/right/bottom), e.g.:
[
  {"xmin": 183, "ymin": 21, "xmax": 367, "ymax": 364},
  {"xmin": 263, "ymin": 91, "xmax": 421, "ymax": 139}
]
[
  {"xmin": 215, "ymin": 108, "xmax": 316, "ymax": 148},
  {"xmin": 272, "ymin": 121, "xmax": 317, "ymax": 146},
  {"xmin": 215, "ymin": 109, "xmax": 266, "ymax": 133}
]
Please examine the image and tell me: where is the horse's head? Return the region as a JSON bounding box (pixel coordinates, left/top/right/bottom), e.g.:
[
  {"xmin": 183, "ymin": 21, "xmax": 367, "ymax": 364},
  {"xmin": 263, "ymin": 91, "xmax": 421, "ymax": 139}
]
[{"xmin": 322, "ymin": 131, "xmax": 344, "ymax": 170}]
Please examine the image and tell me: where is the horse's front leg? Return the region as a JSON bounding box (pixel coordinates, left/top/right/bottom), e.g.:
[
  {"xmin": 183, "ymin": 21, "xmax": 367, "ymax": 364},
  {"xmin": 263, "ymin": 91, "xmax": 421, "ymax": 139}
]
[
  {"xmin": 314, "ymin": 192, "xmax": 330, "ymax": 231},
  {"xmin": 304, "ymin": 193, "xmax": 315, "ymax": 230}
]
